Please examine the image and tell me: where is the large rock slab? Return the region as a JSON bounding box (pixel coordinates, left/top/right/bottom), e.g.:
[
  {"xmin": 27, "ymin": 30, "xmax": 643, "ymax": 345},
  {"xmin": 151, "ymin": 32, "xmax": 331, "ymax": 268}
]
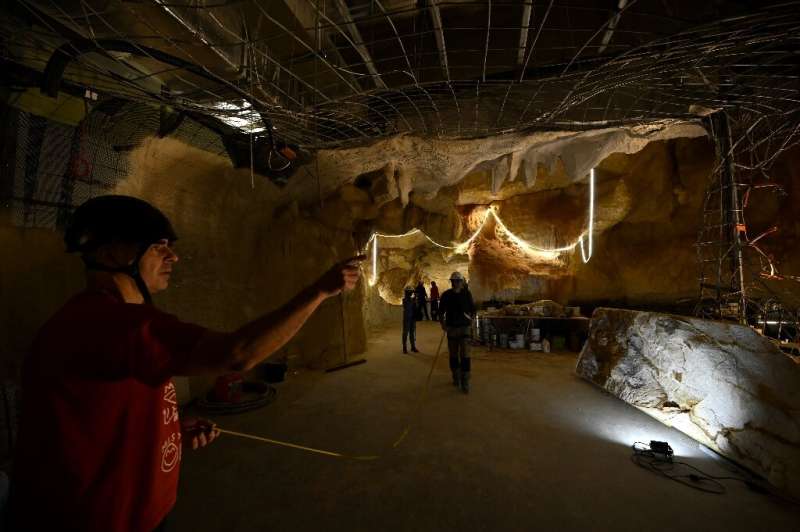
[{"xmin": 576, "ymin": 308, "xmax": 800, "ymax": 496}]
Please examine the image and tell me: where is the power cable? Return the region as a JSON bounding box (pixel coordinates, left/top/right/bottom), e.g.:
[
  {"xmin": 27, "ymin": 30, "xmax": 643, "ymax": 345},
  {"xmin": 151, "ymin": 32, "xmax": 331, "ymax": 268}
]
[{"xmin": 631, "ymin": 441, "xmax": 800, "ymax": 506}]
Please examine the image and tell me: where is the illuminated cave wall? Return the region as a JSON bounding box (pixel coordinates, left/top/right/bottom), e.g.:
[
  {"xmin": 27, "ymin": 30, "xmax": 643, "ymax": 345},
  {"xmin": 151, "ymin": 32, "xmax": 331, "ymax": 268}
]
[
  {"xmin": 364, "ymin": 139, "xmax": 800, "ymax": 310},
  {"xmin": 2, "ymin": 119, "xmax": 713, "ymax": 387},
  {"xmin": 481, "ymin": 137, "xmax": 711, "ymax": 306},
  {"xmin": 0, "ymin": 136, "xmax": 369, "ymax": 400},
  {"xmin": 4, "ymin": 125, "xmax": 798, "ymax": 399}
]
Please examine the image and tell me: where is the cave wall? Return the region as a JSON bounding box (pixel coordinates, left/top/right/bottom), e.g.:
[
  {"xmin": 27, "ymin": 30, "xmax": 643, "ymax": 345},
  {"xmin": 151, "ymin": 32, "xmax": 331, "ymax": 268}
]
[
  {"xmin": 0, "ymin": 216, "xmax": 84, "ymax": 382},
  {"xmin": 119, "ymin": 137, "xmax": 369, "ymax": 377},
  {"xmin": 3, "ymin": 120, "xmax": 798, "ymax": 399},
  {"xmin": 361, "ymin": 139, "xmax": 800, "ymax": 310},
  {"xmin": 544, "ymin": 137, "xmax": 713, "ymax": 306},
  {"xmin": 0, "ymin": 136, "xmax": 368, "ymax": 400},
  {"xmin": 0, "ymin": 118, "xmax": 717, "ymax": 382},
  {"xmin": 360, "ymin": 137, "xmax": 710, "ymax": 306}
]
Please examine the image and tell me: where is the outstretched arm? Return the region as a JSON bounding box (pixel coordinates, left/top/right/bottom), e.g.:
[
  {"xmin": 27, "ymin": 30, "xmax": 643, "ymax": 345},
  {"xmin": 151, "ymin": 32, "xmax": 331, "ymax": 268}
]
[{"xmin": 176, "ymin": 255, "xmax": 365, "ymax": 376}]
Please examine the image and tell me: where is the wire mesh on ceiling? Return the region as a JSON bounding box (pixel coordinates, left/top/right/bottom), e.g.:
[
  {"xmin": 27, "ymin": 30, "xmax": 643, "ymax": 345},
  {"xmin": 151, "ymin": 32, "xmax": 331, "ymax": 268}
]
[
  {"xmin": 1, "ymin": 0, "xmax": 799, "ymax": 152},
  {"xmin": 2, "ymin": 0, "xmax": 800, "ymax": 335}
]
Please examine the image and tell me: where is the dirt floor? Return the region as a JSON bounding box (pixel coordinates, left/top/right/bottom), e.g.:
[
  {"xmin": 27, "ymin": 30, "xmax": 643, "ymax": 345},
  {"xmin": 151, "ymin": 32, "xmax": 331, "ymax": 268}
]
[{"xmin": 175, "ymin": 321, "xmax": 800, "ymax": 531}]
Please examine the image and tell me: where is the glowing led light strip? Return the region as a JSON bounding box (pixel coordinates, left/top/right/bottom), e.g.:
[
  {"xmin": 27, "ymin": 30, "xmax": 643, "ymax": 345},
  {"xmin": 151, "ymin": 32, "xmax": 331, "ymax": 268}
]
[
  {"xmin": 579, "ymin": 167, "xmax": 595, "ymax": 264},
  {"xmin": 489, "ymin": 209, "xmax": 583, "ymax": 259},
  {"xmin": 366, "ymin": 228, "xmax": 458, "ymax": 250},
  {"xmin": 365, "ymin": 168, "xmax": 596, "ymax": 282},
  {"xmin": 453, "ymin": 209, "xmax": 496, "ymax": 254},
  {"xmin": 370, "ymin": 236, "xmax": 378, "ymax": 286}
]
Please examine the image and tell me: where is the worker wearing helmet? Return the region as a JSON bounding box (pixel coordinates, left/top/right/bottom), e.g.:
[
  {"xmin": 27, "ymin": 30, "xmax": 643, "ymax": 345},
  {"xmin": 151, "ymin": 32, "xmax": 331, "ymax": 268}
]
[
  {"xmin": 438, "ymin": 271, "xmax": 476, "ymax": 393},
  {"xmin": 9, "ymin": 195, "xmax": 364, "ymax": 532},
  {"xmin": 402, "ymin": 286, "xmax": 418, "ymax": 353}
]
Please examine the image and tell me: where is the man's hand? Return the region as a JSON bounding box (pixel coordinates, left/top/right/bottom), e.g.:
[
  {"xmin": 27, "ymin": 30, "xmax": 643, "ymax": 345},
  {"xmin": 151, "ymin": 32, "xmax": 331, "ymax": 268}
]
[
  {"xmin": 181, "ymin": 417, "xmax": 220, "ymax": 450},
  {"xmin": 315, "ymin": 255, "xmax": 366, "ymax": 298}
]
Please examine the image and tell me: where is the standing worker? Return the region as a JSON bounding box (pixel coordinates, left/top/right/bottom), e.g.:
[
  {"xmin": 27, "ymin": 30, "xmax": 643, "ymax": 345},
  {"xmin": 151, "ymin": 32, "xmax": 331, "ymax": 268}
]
[
  {"xmin": 429, "ymin": 281, "xmax": 440, "ymax": 321},
  {"xmin": 402, "ymin": 286, "xmax": 418, "ymax": 353},
  {"xmin": 8, "ymin": 195, "xmax": 364, "ymax": 532},
  {"xmin": 415, "ymin": 280, "xmax": 430, "ymax": 320},
  {"xmin": 438, "ymin": 271, "xmax": 476, "ymax": 394}
]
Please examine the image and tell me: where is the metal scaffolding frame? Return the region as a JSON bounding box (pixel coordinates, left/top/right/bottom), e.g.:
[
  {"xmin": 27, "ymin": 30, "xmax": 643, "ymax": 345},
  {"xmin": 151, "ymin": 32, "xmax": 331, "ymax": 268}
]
[
  {"xmin": 0, "ymin": 1, "xmax": 797, "ymax": 150},
  {"xmin": 1, "ymin": 1, "xmax": 799, "ymax": 342}
]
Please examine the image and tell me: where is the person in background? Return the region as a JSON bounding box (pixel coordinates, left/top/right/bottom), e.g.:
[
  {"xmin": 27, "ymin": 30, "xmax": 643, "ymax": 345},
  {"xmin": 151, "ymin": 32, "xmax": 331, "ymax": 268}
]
[
  {"xmin": 415, "ymin": 280, "xmax": 430, "ymax": 320},
  {"xmin": 429, "ymin": 281, "xmax": 440, "ymax": 321},
  {"xmin": 402, "ymin": 286, "xmax": 418, "ymax": 353},
  {"xmin": 438, "ymin": 271, "xmax": 476, "ymax": 394}
]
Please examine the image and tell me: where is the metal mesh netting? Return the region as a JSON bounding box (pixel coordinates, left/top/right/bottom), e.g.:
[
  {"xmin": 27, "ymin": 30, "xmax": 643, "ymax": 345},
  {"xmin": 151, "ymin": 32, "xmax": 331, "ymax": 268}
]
[
  {"xmin": 1, "ymin": 1, "xmax": 798, "ymax": 150},
  {"xmin": 1, "ymin": 0, "xmax": 799, "ymax": 330},
  {"xmin": 4, "ymin": 101, "xmax": 226, "ymax": 230}
]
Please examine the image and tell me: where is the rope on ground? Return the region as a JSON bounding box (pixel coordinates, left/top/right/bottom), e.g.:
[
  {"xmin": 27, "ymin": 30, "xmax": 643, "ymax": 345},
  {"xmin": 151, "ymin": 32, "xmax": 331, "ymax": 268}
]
[
  {"xmin": 392, "ymin": 330, "xmax": 446, "ymax": 448},
  {"xmin": 217, "ymin": 428, "xmax": 379, "ymax": 461},
  {"xmin": 215, "ymin": 330, "xmax": 447, "ymax": 460}
]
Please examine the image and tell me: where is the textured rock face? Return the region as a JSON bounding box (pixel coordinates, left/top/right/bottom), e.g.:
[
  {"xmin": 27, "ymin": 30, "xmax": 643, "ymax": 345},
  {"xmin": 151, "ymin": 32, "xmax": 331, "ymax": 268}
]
[
  {"xmin": 289, "ymin": 120, "xmax": 706, "ymax": 206},
  {"xmin": 363, "ymin": 136, "xmax": 717, "ymax": 304},
  {"xmin": 576, "ymin": 308, "xmax": 800, "ymax": 496},
  {"xmin": 118, "ymin": 138, "xmax": 368, "ymax": 386},
  {"xmin": 5, "ymin": 126, "xmax": 797, "ymax": 399}
]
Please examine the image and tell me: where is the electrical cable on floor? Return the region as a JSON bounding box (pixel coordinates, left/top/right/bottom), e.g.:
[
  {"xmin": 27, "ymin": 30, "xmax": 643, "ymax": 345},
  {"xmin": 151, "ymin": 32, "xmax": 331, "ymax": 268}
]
[
  {"xmin": 214, "ymin": 331, "xmax": 446, "ymax": 460},
  {"xmin": 631, "ymin": 441, "xmax": 727, "ymax": 494},
  {"xmin": 631, "ymin": 442, "xmax": 800, "ymax": 506}
]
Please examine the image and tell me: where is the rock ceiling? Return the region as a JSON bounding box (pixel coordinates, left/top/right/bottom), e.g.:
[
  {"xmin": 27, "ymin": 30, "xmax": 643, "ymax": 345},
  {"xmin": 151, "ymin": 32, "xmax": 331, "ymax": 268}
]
[{"xmin": 287, "ymin": 119, "xmax": 707, "ymax": 208}]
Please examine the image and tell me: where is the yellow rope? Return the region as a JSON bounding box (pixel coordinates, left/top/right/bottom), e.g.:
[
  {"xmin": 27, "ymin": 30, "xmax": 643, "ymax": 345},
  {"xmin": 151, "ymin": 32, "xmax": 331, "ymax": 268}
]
[
  {"xmin": 392, "ymin": 330, "xmax": 446, "ymax": 448},
  {"xmin": 217, "ymin": 428, "xmax": 379, "ymax": 461},
  {"xmin": 216, "ymin": 330, "xmax": 447, "ymax": 460}
]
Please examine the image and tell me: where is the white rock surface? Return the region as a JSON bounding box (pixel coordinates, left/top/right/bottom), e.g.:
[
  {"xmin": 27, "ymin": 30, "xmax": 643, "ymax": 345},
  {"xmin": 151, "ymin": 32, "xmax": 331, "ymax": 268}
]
[
  {"xmin": 576, "ymin": 308, "xmax": 800, "ymax": 497},
  {"xmin": 288, "ymin": 120, "xmax": 706, "ymax": 206}
]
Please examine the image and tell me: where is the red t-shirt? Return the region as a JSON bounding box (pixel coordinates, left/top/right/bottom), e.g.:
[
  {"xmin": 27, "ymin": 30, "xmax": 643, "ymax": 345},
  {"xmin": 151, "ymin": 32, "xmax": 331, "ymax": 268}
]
[{"xmin": 12, "ymin": 289, "xmax": 207, "ymax": 532}]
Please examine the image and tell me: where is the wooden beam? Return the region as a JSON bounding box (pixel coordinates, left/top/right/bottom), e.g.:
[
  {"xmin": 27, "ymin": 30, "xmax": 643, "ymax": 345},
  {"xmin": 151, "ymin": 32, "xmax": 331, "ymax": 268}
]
[
  {"xmin": 281, "ymin": 0, "xmax": 362, "ymax": 90},
  {"xmin": 517, "ymin": 2, "xmax": 533, "ymax": 66},
  {"xmin": 331, "ymin": 0, "xmax": 387, "ymax": 89},
  {"xmin": 597, "ymin": 0, "xmax": 628, "ymax": 54},
  {"xmin": 429, "ymin": 0, "xmax": 450, "ymax": 81}
]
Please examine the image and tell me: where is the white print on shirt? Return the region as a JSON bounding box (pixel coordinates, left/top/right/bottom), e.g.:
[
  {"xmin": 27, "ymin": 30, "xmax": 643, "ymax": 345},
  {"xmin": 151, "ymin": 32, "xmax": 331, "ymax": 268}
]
[
  {"xmin": 163, "ymin": 381, "xmax": 177, "ymax": 404},
  {"xmin": 161, "ymin": 431, "xmax": 181, "ymax": 473},
  {"xmin": 162, "ymin": 381, "xmax": 178, "ymax": 425}
]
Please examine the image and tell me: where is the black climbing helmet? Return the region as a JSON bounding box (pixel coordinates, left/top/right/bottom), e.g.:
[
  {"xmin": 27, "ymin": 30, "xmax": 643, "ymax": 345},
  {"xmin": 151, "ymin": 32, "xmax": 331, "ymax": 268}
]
[
  {"xmin": 65, "ymin": 195, "xmax": 177, "ymax": 253},
  {"xmin": 64, "ymin": 195, "xmax": 177, "ymax": 304}
]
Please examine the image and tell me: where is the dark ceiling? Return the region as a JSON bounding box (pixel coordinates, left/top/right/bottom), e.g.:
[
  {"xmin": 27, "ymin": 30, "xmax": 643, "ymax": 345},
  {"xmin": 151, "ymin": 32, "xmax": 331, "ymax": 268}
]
[{"xmin": 1, "ymin": 0, "xmax": 798, "ymax": 149}]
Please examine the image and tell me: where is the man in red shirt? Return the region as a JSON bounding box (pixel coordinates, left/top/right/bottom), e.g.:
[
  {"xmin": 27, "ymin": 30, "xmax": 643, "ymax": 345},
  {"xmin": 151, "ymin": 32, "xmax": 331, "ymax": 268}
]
[
  {"xmin": 429, "ymin": 281, "xmax": 440, "ymax": 321},
  {"xmin": 9, "ymin": 195, "xmax": 363, "ymax": 531}
]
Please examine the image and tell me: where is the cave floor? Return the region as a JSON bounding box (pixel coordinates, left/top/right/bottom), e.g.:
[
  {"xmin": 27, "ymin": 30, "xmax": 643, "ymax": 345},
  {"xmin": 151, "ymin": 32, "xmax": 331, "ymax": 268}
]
[{"xmin": 176, "ymin": 321, "xmax": 799, "ymax": 532}]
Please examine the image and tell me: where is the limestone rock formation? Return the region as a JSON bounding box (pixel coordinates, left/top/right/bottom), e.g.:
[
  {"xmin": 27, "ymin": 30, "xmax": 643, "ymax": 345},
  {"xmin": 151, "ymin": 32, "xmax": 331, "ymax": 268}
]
[
  {"xmin": 576, "ymin": 308, "xmax": 800, "ymax": 497},
  {"xmin": 358, "ymin": 134, "xmax": 722, "ymax": 304},
  {"xmin": 287, "ymin": 120, "xmax": 706, "ymax": 205}
]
